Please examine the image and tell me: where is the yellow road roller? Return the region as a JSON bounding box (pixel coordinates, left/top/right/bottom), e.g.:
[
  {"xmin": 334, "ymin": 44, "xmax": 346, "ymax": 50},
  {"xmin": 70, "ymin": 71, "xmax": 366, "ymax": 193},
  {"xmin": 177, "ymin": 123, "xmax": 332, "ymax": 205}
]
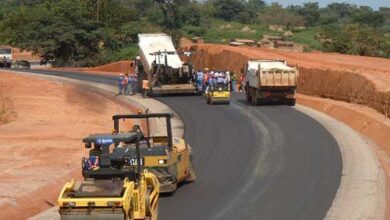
[
  {"xmin": 58, "ymin": 132, "xmax": 159, "ymax": 220},
  {"xmin": 205, "ymin": 84, "xmax": 230, "ymax": 104},
  {"xmin": 112, "ymin": 113, "xmax": 196, "ymax": 194}
]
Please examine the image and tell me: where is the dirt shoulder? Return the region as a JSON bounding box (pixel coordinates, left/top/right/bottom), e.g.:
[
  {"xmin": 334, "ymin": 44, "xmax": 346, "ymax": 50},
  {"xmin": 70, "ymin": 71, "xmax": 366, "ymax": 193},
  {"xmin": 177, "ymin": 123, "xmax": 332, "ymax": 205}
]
[
  {"xmin": 297, "ymin": 94, "xmax": 390, "ymax": 219},
  {"xmin": 0, "ymin": 71, "xmax": 136, "ymax": 219},
  {"xmin": 51, "ymin": 60, "xmax": 134, "ymax": 77}
]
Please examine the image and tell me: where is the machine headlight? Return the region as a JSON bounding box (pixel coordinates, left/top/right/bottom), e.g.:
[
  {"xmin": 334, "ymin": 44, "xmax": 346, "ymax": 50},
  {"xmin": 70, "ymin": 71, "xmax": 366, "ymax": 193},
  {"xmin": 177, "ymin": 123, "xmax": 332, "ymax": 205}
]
[
  {"xmin": 107, "ymin": 201, "xmax": 122, "ymax": 206},
  {"xmin": 63, "ymin": 202, "xmax": 76, "ymax": 207},
  {"xmin": 158, "ymin": 159, "xmax": 167, "ymax": 164}
]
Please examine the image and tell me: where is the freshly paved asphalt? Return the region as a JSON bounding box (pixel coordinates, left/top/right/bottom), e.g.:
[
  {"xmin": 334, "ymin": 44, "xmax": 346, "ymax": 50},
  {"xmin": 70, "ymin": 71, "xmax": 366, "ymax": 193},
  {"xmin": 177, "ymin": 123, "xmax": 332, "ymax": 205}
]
[{"xmin": 11, "ymin": 69, "xmax": 342, "ymax": 220}]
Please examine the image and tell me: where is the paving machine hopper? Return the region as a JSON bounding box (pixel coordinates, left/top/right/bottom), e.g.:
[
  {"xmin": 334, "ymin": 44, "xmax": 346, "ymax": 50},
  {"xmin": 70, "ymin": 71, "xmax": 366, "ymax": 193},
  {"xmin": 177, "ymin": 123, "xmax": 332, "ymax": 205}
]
[{"xmin": 135, "ymin": 33, "xmax": 198, "ymax": 96}]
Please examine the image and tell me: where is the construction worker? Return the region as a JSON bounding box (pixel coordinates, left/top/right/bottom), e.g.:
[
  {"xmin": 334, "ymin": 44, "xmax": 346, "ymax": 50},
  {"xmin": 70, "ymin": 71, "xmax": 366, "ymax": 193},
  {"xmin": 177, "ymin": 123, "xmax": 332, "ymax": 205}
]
[
  {"xmin": 132, "ymin": 74, "xmax": 138, "ymax": 94},
  {"xmin": 216, "ymin": 74, "xmax": 225, "ymax": 85},
  {"xmin": 89, "ymin": 144, "xmax": 103, "ymax": 157},
  {"xmin": 84, "ymin": 155, "xmax": 99, "ymax": 171},
  {"xmin": 142, "ymin": 79, "xmax": 149, "ymax": 97},
  {"xmin": 231, "ymin": 72, "xmax": 237, "ymax": 92},
  {"xmin": 118, "ymin": 73, "xmax": 125, "ymax": 95},
  {"xmin": 124, "ymin": 73, "xmax": 130, "ymax": 95},
  {"xmin": 196, "ymin": 70, "xmax": 203, "ymax": 92}
]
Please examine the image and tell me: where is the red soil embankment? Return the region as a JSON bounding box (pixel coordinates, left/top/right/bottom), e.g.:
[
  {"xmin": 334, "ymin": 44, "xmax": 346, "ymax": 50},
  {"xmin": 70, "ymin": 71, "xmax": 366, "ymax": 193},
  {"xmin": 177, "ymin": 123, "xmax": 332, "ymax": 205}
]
[
  {"xmin": 54, "ymin": 60, "xmax": 134, "ymax": 77},
  {"xmin": 0, "ymin": 71, "xmax": 136, "ymax": 219},
  {"xmin": 188, "ymin": 44, "xmax": 390, "ymax": 118},
  {"xmin": 297, "ymin": 94, "xmax": 390, "ymax": 219}
]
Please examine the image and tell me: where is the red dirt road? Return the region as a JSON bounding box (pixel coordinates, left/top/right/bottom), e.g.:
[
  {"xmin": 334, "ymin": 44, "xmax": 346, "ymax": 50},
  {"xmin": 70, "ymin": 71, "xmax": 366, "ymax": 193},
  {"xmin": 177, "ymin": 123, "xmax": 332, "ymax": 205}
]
[{"xmin": 0, "ymin": 72, "xmax": 135, "ymax": 219}]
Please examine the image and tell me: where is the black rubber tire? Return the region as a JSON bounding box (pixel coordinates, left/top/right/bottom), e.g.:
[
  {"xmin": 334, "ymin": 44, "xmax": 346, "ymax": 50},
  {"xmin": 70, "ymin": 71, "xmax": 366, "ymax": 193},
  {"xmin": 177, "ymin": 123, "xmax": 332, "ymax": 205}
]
[
  {"xmin": 246, "ymin": 94, "xmax": 252, "ymax": 103},
  {"xmin": 287, "ymin": 99, "xmax": 296, "ymax": 106},
  {"xmin": 252, "ymin": 94, "xmax": 258, "ymax": 106}
]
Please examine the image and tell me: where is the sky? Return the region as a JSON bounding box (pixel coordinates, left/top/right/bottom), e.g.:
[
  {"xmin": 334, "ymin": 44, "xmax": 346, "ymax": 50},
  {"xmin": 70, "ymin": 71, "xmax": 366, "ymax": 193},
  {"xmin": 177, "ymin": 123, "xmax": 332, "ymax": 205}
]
[{"xmin": 264, "ymin": 0, "xmax": 390, "ymax": 10}]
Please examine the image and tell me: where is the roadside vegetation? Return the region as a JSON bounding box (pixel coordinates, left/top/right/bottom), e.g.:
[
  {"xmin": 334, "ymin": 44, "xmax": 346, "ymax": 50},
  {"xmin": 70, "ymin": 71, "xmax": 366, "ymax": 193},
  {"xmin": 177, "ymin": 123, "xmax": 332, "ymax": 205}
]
[{"xmin": 0, "ymin": 0, "xmax": 388, "ymax": 66}]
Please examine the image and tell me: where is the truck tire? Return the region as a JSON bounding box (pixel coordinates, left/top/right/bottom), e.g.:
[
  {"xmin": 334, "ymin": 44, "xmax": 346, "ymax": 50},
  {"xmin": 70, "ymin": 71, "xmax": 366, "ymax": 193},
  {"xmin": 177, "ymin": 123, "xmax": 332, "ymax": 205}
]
[
  {"xmin": 252, "ymin": 97, "xmax": 258, "ymax": 106},
  {"xmin": 287, "ymin": 99, "xmax": 296, "ymax": 106},
  {"xmin": 251, "ymin": 89, "xmax": 258, "ymax": 106},
  {"xmin": 246, "ymin": 93, "xmax": 252, "ymax": 103}
]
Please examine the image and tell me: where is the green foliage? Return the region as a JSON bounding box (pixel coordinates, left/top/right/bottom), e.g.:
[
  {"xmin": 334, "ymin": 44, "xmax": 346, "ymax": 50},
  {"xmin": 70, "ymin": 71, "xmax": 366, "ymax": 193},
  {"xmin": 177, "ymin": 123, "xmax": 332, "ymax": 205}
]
[
  {"xmin": 259, "ymin": 3, "xmax": 305, "ymax": 27},
  {"xmin": 0, "ymin": 0, "xmax": 388, "ymax": 67},
  {"xmin": 320, "ymin": 23, "xmax": 389, "ymax": 57},
  {"xmin": 288, "ymin": 2, "xmax": 320, "ymax": 26},
  {"xmin": 287, "ymin": 28, "xmax": 323, "ymax": 50},
  {"xmin": 212, "ymin": 0, "xmax": 245, "ymax": 22}
]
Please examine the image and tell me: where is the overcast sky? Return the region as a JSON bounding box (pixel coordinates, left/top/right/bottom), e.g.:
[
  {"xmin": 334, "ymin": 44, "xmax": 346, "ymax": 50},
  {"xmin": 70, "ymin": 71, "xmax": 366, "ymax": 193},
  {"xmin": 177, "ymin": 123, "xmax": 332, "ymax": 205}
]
[{"xmin": 264, "ymin": 0, "xmax": 390, "ymax": 9}]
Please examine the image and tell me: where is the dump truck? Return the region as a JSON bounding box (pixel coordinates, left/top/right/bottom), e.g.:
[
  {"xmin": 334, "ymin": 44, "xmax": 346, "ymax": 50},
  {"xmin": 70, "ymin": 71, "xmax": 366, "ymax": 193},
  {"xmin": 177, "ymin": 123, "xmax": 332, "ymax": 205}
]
[
  {"xmin": 245, "ymin": 60, "xmax": 298, "ymax": 106},
  {"xmin": 58, "ymin": 132, "xmax": 160, "ymax": 220},
  {"xmin": 135, "ymin": 33, "xmax": 197, "ymax": 96},
  {"xmin": 113, "ymin": 113, "xmax": 196, "ymax": 194},
  {"xmin": 0, "ymin": 47, "xmax": 12, "ymax": 68}
]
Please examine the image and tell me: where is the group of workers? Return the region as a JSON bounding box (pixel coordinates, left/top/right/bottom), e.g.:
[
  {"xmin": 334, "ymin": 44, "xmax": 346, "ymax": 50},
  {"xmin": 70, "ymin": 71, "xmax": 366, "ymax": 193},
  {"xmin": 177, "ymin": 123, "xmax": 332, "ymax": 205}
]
[
  {"xmin": 195, "ymin": 68, "xmax": 237, "ymax": 93},
  {"xmin": 118, "ymin": 73, "xmax": 138, "ymax": 95}
]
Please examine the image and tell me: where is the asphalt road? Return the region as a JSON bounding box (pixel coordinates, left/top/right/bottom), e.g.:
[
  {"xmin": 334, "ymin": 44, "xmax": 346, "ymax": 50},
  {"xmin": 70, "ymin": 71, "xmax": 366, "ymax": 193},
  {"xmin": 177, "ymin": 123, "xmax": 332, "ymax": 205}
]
[{"xmin": 11, "ymin": 69, "xmax": 342, "ymax": 220}]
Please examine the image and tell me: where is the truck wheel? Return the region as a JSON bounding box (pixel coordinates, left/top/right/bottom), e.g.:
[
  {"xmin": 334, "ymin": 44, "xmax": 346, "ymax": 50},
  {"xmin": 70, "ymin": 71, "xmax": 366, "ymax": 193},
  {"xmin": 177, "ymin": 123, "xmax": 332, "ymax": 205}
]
[
  {"xmin": 145, "ymin": 202, "xmax": 159, "ymax": 220},
  {"xmin": 186, "ymin": 162, "xmax": 196, "ymax": 182},
  {"xmin": 287, "ymin": 99, "xmax": 296, "ymax": 106},
  {"xmin": 252, "ymin": 96, "xmax": 258, "ymax": 106},
  {"xmin": 246, "ymin": 94, "xmax": 252, "ymax": 103},
  {"xmin": 127, "ymin": 208, "xmax": 134, "ymax": 220}
]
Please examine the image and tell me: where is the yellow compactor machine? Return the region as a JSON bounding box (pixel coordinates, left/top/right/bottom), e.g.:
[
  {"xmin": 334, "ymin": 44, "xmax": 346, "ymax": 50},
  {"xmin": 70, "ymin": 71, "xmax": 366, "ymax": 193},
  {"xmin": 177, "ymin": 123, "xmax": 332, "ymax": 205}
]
[
  {"xmin": 205, "ymin": 84, "xmax": 231, "ymax": 104},
  {"xmin": 112, "ymin": 113, "xmax": 196, "ymax": 194},
  {"xmin": 58, "ymin": 132, "xmax": 159, "ymax": 220}
]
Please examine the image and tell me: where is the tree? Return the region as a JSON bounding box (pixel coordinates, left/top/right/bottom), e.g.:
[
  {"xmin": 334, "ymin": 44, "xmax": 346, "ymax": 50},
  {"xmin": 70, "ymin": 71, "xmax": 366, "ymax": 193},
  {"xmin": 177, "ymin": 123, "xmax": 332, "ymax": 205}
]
[
  {"xmin": 352, "ymin": 6, "xmax": 385, "ymax": 28},
  {"xmin": 320, "ymin": 23, "xmax": 389, "ymax": 58},
  {"xmin": 0, "ymin": 1, "xmax": 106, "ymax": 66},
  {"xmin": 212, "ymin": 0, "xmax": 245, "ymax": 22},
  {"xmin": 259, "ymin": 3, "xmax": 305, "ymax": 27},
  {"xmin": 288, "ymin": 2, "xmax": 320, "ymax": 26}
]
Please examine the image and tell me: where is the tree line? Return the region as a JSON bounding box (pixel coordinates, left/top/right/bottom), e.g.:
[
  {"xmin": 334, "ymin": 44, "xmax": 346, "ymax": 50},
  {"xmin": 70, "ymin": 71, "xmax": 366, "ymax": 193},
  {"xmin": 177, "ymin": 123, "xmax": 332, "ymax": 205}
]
[{"xmin": 0, "ymin": 0, "xmax": 388, "ymax": 66}]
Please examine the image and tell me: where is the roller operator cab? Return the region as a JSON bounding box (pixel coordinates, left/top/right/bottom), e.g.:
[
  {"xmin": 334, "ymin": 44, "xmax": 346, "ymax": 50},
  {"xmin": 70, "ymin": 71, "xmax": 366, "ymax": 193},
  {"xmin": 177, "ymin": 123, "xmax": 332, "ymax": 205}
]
[
  {"xmin": 113, "ymin": 113, "xmax": 196, "ymax": 194},
  {"xmin": 0, "ymin": 47, "xmax": 12, "ymax": 68},
  {"xmin": 58, "ymin": 132, "xmax": 160, "ymax": 220},
  {"xmin": 205, "ymin": 84, "xmax": 230, "ymax": 105}
]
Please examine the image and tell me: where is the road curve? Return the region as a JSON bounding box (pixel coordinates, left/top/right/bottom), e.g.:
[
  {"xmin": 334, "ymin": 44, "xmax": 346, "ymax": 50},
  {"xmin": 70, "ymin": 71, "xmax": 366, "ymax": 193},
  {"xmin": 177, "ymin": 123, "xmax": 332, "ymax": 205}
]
[{"xmin": 11, "ymin": 69, "xmax": 342, "ymax": 220}]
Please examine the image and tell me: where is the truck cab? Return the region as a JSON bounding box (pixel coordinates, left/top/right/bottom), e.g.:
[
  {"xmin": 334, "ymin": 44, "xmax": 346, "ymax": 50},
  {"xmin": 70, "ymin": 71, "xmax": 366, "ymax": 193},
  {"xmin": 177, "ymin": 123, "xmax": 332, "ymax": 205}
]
[{"xmin": 0, "ymin": 47, "xmax": 12, "ymax": 68}]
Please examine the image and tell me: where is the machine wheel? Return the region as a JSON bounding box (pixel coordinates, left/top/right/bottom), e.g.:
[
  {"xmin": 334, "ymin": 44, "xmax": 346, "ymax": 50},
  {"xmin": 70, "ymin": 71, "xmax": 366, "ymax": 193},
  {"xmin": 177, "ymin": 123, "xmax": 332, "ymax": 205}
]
[
  {"xmin": 206, "ymin": 98, "xmax": 210, "ymax": 104},
  {"xmin": 252, "ymin": 96, "xmax": 258, "ymax": 106},
  {"xmin": 145, "ymin": 202, "xmax": 159, "ymax": 220},
  {"xmin": 287, "ymin": 99, "xmax": 296, "ymax": 106},
  {"xmin": 127, "ymin": 208, "xmax": 134, "ymax": 220},
  {"xmin": 246, "ymin": 93, "xmax": 252, "ymax": 103},
  {"xmin": 186, "ymin": 162, "xmax": 196, "ymax": 182}
]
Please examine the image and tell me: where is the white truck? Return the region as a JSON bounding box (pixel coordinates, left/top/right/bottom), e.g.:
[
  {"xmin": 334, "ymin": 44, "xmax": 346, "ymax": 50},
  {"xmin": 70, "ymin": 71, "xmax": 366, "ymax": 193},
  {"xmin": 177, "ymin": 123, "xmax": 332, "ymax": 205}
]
[
  {"xmin": 135, "ymin": 33, "xmax": 197, "ymax": 96},
  {"xmin": 0, "ymin": 47, "xmax": 12, "ymax": 68},
  {"xmin": 245, "ymin": 60, "xmax": 298, "ymax": 106}
]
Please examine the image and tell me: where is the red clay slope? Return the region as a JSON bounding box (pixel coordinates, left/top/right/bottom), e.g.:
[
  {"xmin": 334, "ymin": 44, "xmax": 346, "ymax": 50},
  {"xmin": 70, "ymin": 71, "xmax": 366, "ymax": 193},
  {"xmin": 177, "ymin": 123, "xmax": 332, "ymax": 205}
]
[
  {"xmin": 187, "ymin": 44, "xmax": 390, "ymax": 118},
  {"xmin": 53, "ymin": 61, "xmax": 134, "ymax": 76}
]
